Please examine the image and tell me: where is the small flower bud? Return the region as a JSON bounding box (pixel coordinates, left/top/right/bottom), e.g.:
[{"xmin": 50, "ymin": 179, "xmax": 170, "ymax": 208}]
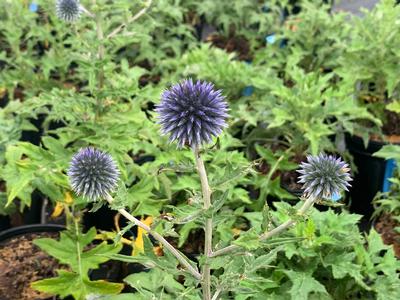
[
  {"xmin": 297, "ymin": 153, "xmax": 352, "ymax": 200},
  {"xmin": 56, "ymin": 0, "xmax": 81, "ymax": 22},
  {"xmin": 68, "ymin": 148, "xmax": 120, "ymax": 201}
]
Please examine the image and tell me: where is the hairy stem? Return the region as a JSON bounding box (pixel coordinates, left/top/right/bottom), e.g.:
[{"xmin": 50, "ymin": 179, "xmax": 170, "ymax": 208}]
[
  {"xmin": 194, "ymin": 147, "xmax": 213, "ymax": 300},
  {"xmin": 255, "ymin": 147, "xmax": 292, "ymax": 210},
  {"xmin": 105, "ymin": 194, "xmax": 202, "ymax": 280},
  {"xmin": 211, "ymin": 288, "xmax": 222, "ymax": 300},
  {"xmin": 93, "ymin": 1, "xmax": 104, "ymax": 120},
  {"xmin": 73, "ymin": 217, "xmax": 84, "ymax": 284},
  {"xmin": 96, "ymin": 15, "xmax": 105, "ymax": 89},
  {"xmin": 107, "ymin": 0, "xmax": 153, "ymax": 39},
  {"xmin": 211, "ymin": 197, "xmax": 316, "ymax": 258}
]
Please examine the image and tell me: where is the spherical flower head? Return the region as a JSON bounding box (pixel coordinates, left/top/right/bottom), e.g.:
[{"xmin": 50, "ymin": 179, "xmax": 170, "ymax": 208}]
[
  {"xmin": 68, "ymin": 147, "xmax": 120, "ymax": 201},
  {"xmin": 297, "ymin": 153, "xmax": 352, "ymax": 201},
  {"xmin": 155, "ymin": 79, "xmax": 229, "ymax": 148},
  {"xmin": 56, "ymin": 0, "xmax": 81, "ymax": 22}
]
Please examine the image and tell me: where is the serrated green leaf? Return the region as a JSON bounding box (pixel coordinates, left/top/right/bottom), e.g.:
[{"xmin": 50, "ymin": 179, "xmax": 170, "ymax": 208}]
[
  {"xmin": 284, "ymin": 271, "xmax": 328, "ymax": 300},
  {"xmin": 32, "ymin": 270, "xmax": 123, "ymax": 300},
  {"xmin": 232, "ymin": 228, "xmax": 260, "ymax": 250},
  {"xmin": 124, "ymin": 268, "xmax": 184, "ymax": 297},
  {"xmin": 386, "ymin": 101, "xmax": 400, "ymax": 113}
]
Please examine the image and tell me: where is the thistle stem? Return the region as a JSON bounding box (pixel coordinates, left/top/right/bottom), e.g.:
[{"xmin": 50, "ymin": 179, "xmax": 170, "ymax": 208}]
[
  {"xmin": 211, "ymin": 288, "xmax": 222, "ymax": 300},
  {"xmin": 80, "ymin": 5, "xmax": 95, "ymax": 18},
  {"xmin": 211, "ymin": 197, "xmax": 316, "ymax": 258},
  {"xmin": 93, "ymin": 1, "xmax": 104, "ymax": 120},
  {"xmin": 194, "ymin": 147, "xmax": 213, "ymax": 300},
  {"xmin": 107, "ymin": 0, "xmax": 152, "ymax": 39},
  {"xmin": 105, "ymin": 194, "xmax": 202, "ymax": 280}
]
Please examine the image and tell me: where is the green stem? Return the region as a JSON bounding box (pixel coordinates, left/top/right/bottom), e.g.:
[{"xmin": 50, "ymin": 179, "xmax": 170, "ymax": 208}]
[
  {"xmin": 93, "ymin": 1, "xmax": 105, "ymax": 120},
  {"xmin": 107, "ymin": 0, "xmax": 153, "ymax": 39},
  {"xmin": 73, "ymin": 217, "xmax": 84, "ymax": 284},
  {"xmin": 194, "ymin": 147, "xmax": 212, "ymax": 300},
  {"xmin": 105, "ymin": 194, "xmax": 202, "ymax": 280},
  {"xmin": 254, "ymin": 147, "xmax": 292, "ymax": 210},
  {"xmin": 211, "ymin": 197, "xmax": 316, "ymax": 258}
]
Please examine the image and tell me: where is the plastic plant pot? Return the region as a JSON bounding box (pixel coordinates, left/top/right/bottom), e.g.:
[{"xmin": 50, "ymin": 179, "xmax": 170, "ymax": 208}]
[
  {"xmin": 0, "ymin": 223, "xmax": 65, "ymax": 243},
  {"xmin": 346, "ymin": 134, "xmax": 398, "ymax": 220},
  {"xmin": 0, "ymin": 215, "xmax": 10, "ymax": 232},
  {"xmin": 0, "ymin": 224, "xmax": 65, "ymax": 300}
]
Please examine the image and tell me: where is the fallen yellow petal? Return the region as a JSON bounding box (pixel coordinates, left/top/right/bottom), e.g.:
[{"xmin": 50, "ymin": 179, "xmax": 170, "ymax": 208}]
[
  {"xmin": 51, "ymin": 202, "xmax": 64, "ymax": 218},
  {"xmin": 133, "ymin": 216, "xmax": 153, "ymax": 256},
  {"xmin": 64, "ymin": 192, "xmax": 74, "ymax": 204}
]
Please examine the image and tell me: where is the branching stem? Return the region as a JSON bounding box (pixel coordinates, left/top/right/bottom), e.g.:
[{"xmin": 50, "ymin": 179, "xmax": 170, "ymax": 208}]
[
  {"xmin": 107, "ymin": 0, "xmax": 153, "ymax": 39},
  {"xmin": 105, "ymin": 194, "xmax": 202, "ymax": 280},
  {"xmin": 211, "ymin": 197, "xmax": 316, "ymax": 258}
]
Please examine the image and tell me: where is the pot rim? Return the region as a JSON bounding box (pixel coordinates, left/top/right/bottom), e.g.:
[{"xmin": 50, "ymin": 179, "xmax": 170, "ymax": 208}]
[{"xmin": 0, "ymin": 224, "xmax": 65, "ymax": 243}]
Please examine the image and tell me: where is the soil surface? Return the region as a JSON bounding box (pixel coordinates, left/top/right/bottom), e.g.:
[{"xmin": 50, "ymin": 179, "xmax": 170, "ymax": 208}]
[
  {"xmin": 0, "ymin": 232, "xmax": 61, "ymax": 300},
  {"xmin": 206, "ymin": 33, "xmax": 251, "ymax": 61},
  {"xmin": 382, "ymin": 110, "xmax": 400, "ymax": 137},
  {"xmin": 375, "ymin": 214, "xmax": 400, "ymax": 258}
]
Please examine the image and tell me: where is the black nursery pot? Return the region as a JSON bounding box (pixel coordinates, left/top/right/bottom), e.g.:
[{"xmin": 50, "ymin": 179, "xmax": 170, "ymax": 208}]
[
  {"xmin": 83, "ymin": 205, "xmax": 117, "ymax": 231},
  {"xmin": 346, "ymin": 135, "xmax": 398, "ymax": 221},
  {"xmin": 280, "ymin": 181, "xmax": 303, "ymax": 198},
  {"xmin": 0, "ymin": 223, "xmax": 65, "ymax": 242},
  {"xmin": 0, "ymin": 215, "xmax": 10, "ymax": 232},
  {"xmin": 0, "ymin": 191, "xmax": 45, "ymax": 232}
]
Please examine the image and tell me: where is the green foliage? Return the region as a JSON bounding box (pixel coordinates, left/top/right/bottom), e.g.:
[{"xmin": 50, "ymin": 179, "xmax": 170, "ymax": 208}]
[
  {"xmin": 32, "ymin": 226, "xmax": 123, "ymax": 300},
  {"xmin": 124, "ymin": 268, "xmax": 186, "ymax": 298},
  {"xmin": 165, "ymin": 44, "xmax": 255, "ymax": 98},
  {"xmin": 372, "ymin": 145, "xmax": 400, "ymax": 226},
  {"xmin": 252, "ymin": 67, "xmax": 378, "ymax": 155},
  {"xmin": 284, "ymin": 270, "xmax": 329, "ymax": 300},
  {"xmin": 340, "ymin": 0, "xmax": 400, "ymax": 98},
  {"xmin": 0, "ymin": 191, "xmax": 16, "ymax": 216},
  {"xmin": 1, "ymin": 138, "xmax": 70, "ymax": 207},
  {"xmin": 258, "ymin": 0, "xmax": 350, "ymax": 73},
  {"xmin": 184, "ymin": 0, "xmax": 283, "ymax": 44},
  {"xmin": 222, "ymin": 203, "xmax": 400, "ymax": 299},
  {"xmin": 1, "ymin": 0, "xmax": 399, "ymax": 299},
  {"xmin": 0, "ymin": 101, "xmax": 36, "ymax": 164},
  {"xmin": 338, "ymin": 0, "xmax": 400, "ymax": 127},
  {"xmin": 104, "ymin": 234, "xmax": 200, "ymax": 298},
  {"xmin": 104, "ymin": 200, "xmax": 400, "ymax": 299},
  {"xmin": 373, "ymin": 144, "xmax": 400, "ymax": 163}
]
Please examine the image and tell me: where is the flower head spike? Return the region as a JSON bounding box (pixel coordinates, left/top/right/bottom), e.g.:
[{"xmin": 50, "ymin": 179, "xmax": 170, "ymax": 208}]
[
  {"xmin": 297, "ymin": 153, "xmax": 352, "ymax": 201},
  {"xmin": 68, "ymin": 148, "xmax": 120, "ymax": 201},
  {"xmin": 155, "ymin": 79, "xmax": 229, "ymax": 148},
  {"xmin": 56, "ymin": 0, "xmax": 81, "ymax": 22}
]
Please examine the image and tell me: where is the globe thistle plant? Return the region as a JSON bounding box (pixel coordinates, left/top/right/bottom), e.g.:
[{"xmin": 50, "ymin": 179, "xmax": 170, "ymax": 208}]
[
  {"xmin": 297, "ymin": 153, "xmax": 352, "ymax": 200},
  {"xmin": 68, "ymin": 147, "xmax": 120, "ymax": 201},
  {"xmin": 56, "ymin": 0, "xmax": 81, "ymax": 22},
  {"xmin": 156, "ymin": 79, "xmax": 229, "ymax": 148}
]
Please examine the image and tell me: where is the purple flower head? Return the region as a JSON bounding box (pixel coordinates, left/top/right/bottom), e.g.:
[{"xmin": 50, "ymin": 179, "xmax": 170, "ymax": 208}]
[
  {"xmin": 297, "ymin": 153, "xmax": 352, "ymax": 200},
  {"xmin": 68, "ymin": 148, "xmax": 120, "ymax": 201},
  {"xmin": 56, "ymin": 0, "xmax": 81, "ymax": 22},
  {"xmin": 155, "ymin": 79, "xmax": 229, "ymax": 148}
]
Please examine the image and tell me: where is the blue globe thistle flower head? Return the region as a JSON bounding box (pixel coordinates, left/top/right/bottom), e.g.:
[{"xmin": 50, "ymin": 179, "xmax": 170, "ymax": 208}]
[
  {"xmin": 297, "ymin": 153, "xmax": 352, "ymax": 201},
  {"xmin": 68, "ymin": 147, "xmax": 120, "ymax": 201},
  {"xmin": 156, "ymin": 79, "xmax": 229, "ymax": 148},
  {"xmin": 56, "ymin": 0, "xmax": 81, "ymax": 22}
]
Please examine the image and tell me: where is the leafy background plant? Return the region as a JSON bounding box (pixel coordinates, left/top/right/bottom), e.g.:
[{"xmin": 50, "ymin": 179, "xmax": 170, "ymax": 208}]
[{"xmin": 0, "ymin": 0, "xmax": 399, "ymax": 299}]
